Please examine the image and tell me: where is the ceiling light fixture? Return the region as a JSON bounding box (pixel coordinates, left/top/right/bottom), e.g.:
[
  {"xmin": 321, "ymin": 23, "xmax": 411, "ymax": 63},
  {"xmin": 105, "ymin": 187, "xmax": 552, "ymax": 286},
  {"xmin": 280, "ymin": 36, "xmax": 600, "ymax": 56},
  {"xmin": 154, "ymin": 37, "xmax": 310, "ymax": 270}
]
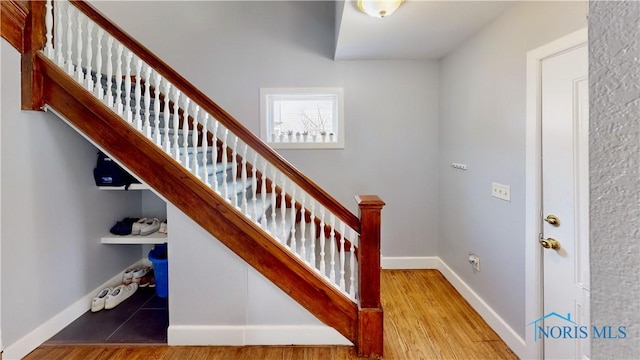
[{"xmin": 357, "ymin": 0, "xmax": 404, "ymax": 19}]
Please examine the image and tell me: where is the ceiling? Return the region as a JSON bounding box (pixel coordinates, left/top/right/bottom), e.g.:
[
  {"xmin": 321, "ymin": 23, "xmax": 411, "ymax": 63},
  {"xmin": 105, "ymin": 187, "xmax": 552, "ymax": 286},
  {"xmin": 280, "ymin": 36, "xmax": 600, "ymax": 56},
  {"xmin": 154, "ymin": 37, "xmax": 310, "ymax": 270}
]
[{"xmin": 334, "ymin": 0, "xmax": 512, "ymax": 60}]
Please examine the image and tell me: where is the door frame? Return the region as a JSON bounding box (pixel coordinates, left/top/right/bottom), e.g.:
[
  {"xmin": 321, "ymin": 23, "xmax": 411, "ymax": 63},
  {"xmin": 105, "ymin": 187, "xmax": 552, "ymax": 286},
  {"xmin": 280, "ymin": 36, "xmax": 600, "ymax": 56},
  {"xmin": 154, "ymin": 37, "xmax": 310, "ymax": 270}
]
[{"xmin": 524, "ymin": 27, "xmax": 587, "ymax": 359}]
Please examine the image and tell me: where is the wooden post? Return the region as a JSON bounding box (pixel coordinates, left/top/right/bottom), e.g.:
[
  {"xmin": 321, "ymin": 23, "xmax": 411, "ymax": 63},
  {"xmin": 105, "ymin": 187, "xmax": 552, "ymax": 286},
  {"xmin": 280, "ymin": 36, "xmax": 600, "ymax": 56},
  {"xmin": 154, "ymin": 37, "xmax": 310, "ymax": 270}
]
[
  {"xmin": 21, "ymin": 0, "xmax": 46, "ymax": 110},
  {"xmin": 356, "ymin": 195, "xmax": 385, "ymax": 358}
]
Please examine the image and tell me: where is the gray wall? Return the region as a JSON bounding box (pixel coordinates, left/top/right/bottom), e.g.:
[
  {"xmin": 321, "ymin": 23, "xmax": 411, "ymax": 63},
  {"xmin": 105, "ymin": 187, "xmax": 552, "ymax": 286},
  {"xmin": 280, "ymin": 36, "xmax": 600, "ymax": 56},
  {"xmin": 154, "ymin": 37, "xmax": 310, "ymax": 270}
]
[
  {"xmin": 438, "ymin": 1, "xmax": 587, "ymax": 338},
  {"xmin": 0, "ymin": 41, "xmax": 143, "ymax": 347},
  {"xmin": 90, "ymin": 0, "xmax": 440, "ymax": 258},
  {"xmin": 589, "ymin": 1, "xmax": 640, "ymax": 358}
]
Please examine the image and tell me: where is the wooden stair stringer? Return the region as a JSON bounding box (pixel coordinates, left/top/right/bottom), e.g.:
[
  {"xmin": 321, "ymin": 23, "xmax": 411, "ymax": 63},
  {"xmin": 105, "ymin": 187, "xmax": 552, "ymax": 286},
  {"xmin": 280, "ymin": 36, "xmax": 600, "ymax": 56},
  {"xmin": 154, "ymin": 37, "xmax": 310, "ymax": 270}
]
[{"xmin": 38, "ymin": 52, "xmax": 359, "ymax": 344}]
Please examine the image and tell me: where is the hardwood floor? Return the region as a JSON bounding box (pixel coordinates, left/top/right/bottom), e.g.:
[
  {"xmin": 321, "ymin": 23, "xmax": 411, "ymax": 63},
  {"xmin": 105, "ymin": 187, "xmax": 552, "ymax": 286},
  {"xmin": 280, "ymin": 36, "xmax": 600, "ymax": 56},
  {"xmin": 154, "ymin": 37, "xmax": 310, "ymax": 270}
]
[{"xmin": 24, "ymin": 270, "xmax": 517, "ymax": 359}]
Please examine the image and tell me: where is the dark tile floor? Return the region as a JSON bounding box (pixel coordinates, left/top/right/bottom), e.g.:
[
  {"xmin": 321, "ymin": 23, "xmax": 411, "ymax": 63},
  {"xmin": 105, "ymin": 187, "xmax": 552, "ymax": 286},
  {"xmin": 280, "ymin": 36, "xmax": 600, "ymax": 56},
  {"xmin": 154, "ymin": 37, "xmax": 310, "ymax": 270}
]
[{"xmin": 46, "ymin": 287, "xmax": 168, "ymax": 345}]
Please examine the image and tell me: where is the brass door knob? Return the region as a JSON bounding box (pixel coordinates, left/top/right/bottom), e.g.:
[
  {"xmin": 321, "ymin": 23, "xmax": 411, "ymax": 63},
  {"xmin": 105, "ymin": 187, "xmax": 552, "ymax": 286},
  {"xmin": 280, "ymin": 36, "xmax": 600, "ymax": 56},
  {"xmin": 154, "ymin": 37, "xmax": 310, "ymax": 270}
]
[
  {"xmin": 544, "ymin": 215, "xmax": 560, "ymax": 226},
  {"xmin": 540, "ymin": 237, "xmax": 560, "ymax": 250}
]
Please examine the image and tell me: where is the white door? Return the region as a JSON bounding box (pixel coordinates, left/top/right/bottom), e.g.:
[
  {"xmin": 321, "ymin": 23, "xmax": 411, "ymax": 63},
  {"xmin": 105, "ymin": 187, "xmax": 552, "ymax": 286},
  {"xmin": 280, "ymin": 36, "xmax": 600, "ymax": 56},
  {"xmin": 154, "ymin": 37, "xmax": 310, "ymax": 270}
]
[{"xmin": 540, "ymin": 44, "xmax": 589, "ymax": 359}]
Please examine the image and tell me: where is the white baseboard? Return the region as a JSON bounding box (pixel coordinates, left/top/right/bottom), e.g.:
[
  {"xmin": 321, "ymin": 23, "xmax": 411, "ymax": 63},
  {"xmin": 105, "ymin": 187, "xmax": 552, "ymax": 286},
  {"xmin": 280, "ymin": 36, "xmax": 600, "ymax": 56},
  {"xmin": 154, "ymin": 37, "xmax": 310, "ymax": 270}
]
[
  {"xmin": 2, "ymin": 259, "xmax": 145, "ymax": 360},
  {"xmin": 168, "ymin": 325, "xmax": 352, "ymax": 346},
  {"xmin": 436, "ymin": 259, "xmax": 526, "ymax": 358},
  {"xmin": 381, "ymin": 256, "xmax": 439, "ymax": 269}
]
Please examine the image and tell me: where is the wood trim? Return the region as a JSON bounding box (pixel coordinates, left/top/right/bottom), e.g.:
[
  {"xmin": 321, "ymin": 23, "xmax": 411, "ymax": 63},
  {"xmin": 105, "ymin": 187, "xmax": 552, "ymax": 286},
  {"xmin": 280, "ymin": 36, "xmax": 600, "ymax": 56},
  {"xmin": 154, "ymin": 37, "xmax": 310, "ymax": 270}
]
[
  {"xmin": 1, "ymin": 0, "xmax": 28, "ymax": 53},
  {"xmin": 37, "ymin": 52, "xmax": 358, "ymax": 343},
  {"xmin": 356, "ymin": 195, "xmax": 384, "ymax": 357},
  {"xmin": 68, "ymin": 0, "xmax": 359, "ymax": 232},
  {"xmin": 357, "ymin": 195, "xmax": 384, "ymax": 309},
  {"xmin": 20, "ymin": 0, "xmax": 45, "ymax": 110},
  {"xmin": 357, "ymin": 308, "xmax": 383, "ymax": 358}
]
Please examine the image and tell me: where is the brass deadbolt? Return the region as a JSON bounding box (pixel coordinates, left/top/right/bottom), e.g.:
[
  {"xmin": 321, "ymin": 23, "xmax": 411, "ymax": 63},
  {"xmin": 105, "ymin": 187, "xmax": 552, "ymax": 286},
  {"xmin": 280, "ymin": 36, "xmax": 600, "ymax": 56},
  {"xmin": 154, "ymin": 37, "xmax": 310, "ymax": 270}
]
[
  {"xmin": 544, "ymin": 215, "xmax": 560, "ymax": 226},
  {"xmin": 539, "ymin": 237, "xmax": 561, "ymax": 250}
]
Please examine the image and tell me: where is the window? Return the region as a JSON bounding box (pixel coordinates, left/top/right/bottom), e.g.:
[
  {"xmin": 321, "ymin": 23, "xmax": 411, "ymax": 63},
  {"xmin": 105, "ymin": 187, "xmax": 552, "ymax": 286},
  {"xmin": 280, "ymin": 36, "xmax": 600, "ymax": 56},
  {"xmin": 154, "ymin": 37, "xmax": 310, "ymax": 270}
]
[{"xmin": 260, "ymin": 88, "xmax": 344, "ymax": 149}]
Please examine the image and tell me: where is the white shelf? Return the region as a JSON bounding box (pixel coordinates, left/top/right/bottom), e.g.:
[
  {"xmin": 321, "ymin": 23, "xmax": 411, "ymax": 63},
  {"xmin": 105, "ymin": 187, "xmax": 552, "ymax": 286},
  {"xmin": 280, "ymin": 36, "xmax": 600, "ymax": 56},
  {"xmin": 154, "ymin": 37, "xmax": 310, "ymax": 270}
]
[
  {"xmin": 98, "ymin": 183, "xmax": 150, "ymax": 191},
  {"xmin": 101, "ymin": 232, "xmax": 167, "ymax": 244}
]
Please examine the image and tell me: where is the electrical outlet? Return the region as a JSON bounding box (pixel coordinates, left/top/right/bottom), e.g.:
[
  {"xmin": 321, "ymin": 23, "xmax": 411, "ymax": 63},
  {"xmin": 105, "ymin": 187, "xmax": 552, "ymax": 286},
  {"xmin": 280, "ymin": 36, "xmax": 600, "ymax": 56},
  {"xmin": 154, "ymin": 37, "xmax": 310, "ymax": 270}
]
[
  {"xmin": 492, "ymin": 182, "xmax": 511, "ymax": 201},
  {"xmin": 451, "ymin": 162, "xmax": 468, "ymax": 170},
  {"xmin": 468, "ymin": 253, "xmax": 480, "ymax": 272}
]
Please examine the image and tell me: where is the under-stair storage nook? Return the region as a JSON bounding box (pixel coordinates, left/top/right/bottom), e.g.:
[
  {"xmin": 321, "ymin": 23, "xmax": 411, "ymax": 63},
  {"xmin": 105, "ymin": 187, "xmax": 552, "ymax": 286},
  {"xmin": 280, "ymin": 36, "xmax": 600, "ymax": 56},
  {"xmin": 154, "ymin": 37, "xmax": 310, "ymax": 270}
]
[{"xmin": 2, "ymin": 0, "xmax": 385, "ymax": 356}]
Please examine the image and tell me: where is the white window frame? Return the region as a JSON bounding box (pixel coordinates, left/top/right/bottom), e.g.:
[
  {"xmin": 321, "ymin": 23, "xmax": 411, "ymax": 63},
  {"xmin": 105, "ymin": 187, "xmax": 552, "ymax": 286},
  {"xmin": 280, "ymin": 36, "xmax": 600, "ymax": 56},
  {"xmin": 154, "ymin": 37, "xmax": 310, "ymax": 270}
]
[{"xmin": 260, "ymin": 87, "xmax": 345, "ymax": 149}]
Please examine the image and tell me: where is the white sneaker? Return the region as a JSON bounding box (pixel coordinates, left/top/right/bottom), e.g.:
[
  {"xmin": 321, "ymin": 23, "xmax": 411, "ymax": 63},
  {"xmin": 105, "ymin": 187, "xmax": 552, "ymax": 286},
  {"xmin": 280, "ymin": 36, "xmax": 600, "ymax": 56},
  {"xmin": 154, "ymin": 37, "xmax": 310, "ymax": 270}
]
[
  {"xmin": 131, "ymin": 218, "xmax": 147, "ymax": 235},
  {"xmin": 140, "ymin": 218, "xmax": 161, "ymax": 236},
  {"xmin": 122, "ymin": 268, "xmax": 134, "ymax": 285},
  {"xmin": 104, "ymin": 283, "xmax": 138, "ymax": 310},
  {"xmin": 131, "ymin": 266, "xmax": 149, "ymax": 284},
  {"xmin": 91, "ymin": 287, "xmax": 113, "ymax": 312},
  {"xmin": 159, "ymin": 220, "xmax": 168, "ymax": 234}
]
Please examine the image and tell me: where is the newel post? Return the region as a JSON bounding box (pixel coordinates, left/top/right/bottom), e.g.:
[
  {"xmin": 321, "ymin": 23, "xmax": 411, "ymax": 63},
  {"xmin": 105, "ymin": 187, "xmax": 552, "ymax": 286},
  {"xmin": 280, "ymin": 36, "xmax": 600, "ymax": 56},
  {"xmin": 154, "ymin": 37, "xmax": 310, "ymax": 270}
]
[
  {"xmin": 21, "ymin": 0, "xmax": 47, "ymax": 110},
  {"xmin": 356, "ymin": 194, "xmax": 385, "ymax": 358}
]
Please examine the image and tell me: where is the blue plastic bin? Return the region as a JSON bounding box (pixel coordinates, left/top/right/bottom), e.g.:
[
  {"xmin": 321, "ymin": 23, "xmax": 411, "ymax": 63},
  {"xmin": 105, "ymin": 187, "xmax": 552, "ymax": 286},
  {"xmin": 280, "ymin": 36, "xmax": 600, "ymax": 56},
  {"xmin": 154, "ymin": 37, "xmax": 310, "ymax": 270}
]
[{"xmin": 148, "ymin": 244, "xmax": 168, "ymax": 298}]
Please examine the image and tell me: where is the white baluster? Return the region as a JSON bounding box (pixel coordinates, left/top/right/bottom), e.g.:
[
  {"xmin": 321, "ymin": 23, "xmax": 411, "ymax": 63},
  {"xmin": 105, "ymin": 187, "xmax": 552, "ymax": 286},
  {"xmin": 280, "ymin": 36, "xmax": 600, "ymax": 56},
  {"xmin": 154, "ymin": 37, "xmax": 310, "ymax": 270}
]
[
  {"xmin": 115, "ymin": 44, "xmax": 124, "ymax": 115},
  {"xmin": 232, "ymin": 137, "xmax": 239, "ymax": 206},
  {"xmin": 163, "ymin": 81, "xmax": 172, "ymax": 153},
  {"xmin": 221, "ymin": 129, "xmax": 228, "ymax": 199},
  {"xmin": 280, "ymin": 178, "xmax": 287, "ymax": 240},
  {"xmin": 251, "ymin": 152, "xmax": 258, "ymax": 220},
  {"xmin": 339, "ymin": 222, "xmax": 346, "ymax": 290},
  {"xmin": 319, "ymin": 208, "xmax": 326, "ymax": 274},
  {"xmin": 329, "ymin": 214, "xmax": 336, "ymax": 282},
  {"xmin": 172, "ymin": 90, "xmax": 181, "ymax": 161},
  {"xmin": 105, "ymin": 35, "xmax": 113, "ymax": 108},
  {"xmin": 124, "ymin": 52, "xmax": 133, "ymax": 122},
  {"xmin": 182, "ymin": 98, "xmax": 191, "ymax": 170},
  {"xmin": 45, "ymin": 0, "xmax": 54, "ymax": 58},
  {"xmin": 270, "ymin": 168, "xmax": 277, "ymax": 236},
  {"xmin": 191, "ymin": 105, "xmax": 200, "ymax": 177},
  {"xmin": 309, "ymin": 199, "xmax": 316, "ymax": 268},
  {"xmin": 94, "ymin": 29, "xmax": 103, "ymax": 99},
  {"xmin": 201, "ymin": 113, "xmax": 210, "ymax": 184},
  {"xmin": 65, "ymin": 4, "xmax": 73, "ymax": 76},
  {"xmin": 85, "ymin": 21, "xmax": 94, "ymax": 92},
  {"xmin": 260, "ymin": 161, "xmax": 268, "ymax": 228},
  {"xmin": 55, "ymin": 1, "xmax": 64, "ymax": 66},
  {"xmin": 300, "ymin": 193, "xmax": 307, "ymax": 261},
  {"xmin": 133, "ymin": 59, "xmax": 143, "ymax": 130},
  {"xmin": 105, "ymin": 36, "xmax": 114, "ymax": 108},
  {"xmin": 191, "ymin": 106, "xmax": 200, "ymax": 177},
  {"xmin": 289, "ymin": 185, "xmax": 297, "ymax": 252},
  {"xmin": 212, "ymin": 121, "xmax": 220, "ymax": 192},
  {"xmin": 241, "ymin": 144, "xmax": 248, "ymax": 213},
  {"xmin": 143, "ymin": 65, "xmax": 152, "ymax": 137},
  {"xmin": 349, "ymin": 228, "xmax": 357, "ymax": 299},
  {"xmin": 153, "ymin": 73, "xmax": 162, "ymax": 145},
  {"xmin": 75, "ymin": 15, "xmax": 84, "ymax": 84}
]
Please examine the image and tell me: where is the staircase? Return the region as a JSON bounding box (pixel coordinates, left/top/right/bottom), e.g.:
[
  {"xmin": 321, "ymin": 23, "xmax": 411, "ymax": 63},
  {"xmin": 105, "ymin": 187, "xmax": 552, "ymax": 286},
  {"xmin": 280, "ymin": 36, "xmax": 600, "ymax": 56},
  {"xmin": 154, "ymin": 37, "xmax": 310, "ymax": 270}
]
[{"xmin": 1, "ymin": 0, "xmax": 384, "ymax": 357}]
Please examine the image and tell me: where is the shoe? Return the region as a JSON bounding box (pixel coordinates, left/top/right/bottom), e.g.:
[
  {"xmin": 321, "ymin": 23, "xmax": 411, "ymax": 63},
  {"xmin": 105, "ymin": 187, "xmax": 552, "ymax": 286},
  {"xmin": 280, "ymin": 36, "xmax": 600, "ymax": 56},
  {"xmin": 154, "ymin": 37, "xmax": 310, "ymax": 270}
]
[
  {"xmin": 122, "ymin": 268, "xmax": 134, "ymax": 285},
  {"xmin": 91, "ymin": 287, "xmax": 113, "ymax": 312},
  {"xmin": 131, "ymin": 218, "xmax": 147, "ymax": 235},
  {"xmin": 105, "ymin": 283, "xmax": 138, "ymax": 310},
  {"xmin": 110, "ymin": 217, "xmax": 139, "ymax": 236},
  {"xmin": 139, "ymin": 268, "xmax": 155, "ymax": 287},
  {"xmin": 140, "ymin": 218, "xmax": 161, "ymax": 236},
  {"xmin": 159, "ymin": 220, "xmax": 168, "ymax": 234},
  {"xmin": 131, "ymin": 266, "xmax": 149, "ymax": 284}
]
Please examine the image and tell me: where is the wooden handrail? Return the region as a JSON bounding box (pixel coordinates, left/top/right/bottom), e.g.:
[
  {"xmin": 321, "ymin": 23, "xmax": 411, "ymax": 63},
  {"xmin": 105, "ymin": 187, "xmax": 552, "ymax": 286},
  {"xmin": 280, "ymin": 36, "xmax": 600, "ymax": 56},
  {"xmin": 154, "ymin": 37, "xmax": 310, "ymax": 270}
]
[
  {"xmin": 68, "ymin": 0, "xmax": 360, "ymax": 232},
  {"xmin": 0, "ymin": 0, "xmax": 28, "ymax": 53}
]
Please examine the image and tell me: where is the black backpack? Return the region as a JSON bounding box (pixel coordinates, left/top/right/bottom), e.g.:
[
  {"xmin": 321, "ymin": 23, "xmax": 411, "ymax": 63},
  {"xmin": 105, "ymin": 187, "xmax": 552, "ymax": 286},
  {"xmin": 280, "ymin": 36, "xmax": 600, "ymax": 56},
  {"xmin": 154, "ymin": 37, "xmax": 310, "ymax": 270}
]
[{"xmin": 93, "ymin": 151, "xmax": 140, "ymax": 189}]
